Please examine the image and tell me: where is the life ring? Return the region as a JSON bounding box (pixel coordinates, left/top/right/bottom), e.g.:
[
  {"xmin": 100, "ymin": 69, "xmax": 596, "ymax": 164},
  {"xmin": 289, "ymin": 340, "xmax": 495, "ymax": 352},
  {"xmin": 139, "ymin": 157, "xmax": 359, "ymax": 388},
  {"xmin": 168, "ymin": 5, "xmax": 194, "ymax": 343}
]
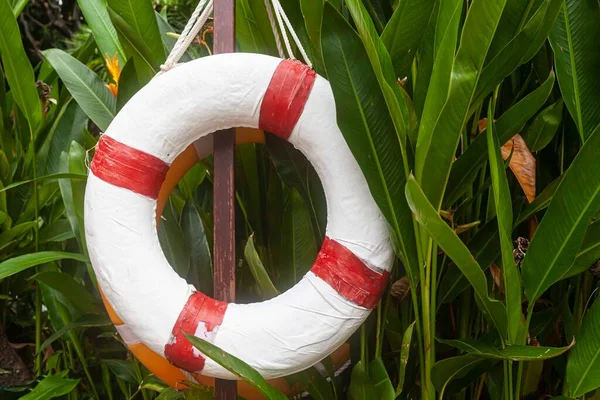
[
  {"xmin": 85, "ymin": 54, "xmax": 393, "ymax": 382},
  {"xmin": 98, "ymin": 130, "xmax": 350, "ymax": 399}
]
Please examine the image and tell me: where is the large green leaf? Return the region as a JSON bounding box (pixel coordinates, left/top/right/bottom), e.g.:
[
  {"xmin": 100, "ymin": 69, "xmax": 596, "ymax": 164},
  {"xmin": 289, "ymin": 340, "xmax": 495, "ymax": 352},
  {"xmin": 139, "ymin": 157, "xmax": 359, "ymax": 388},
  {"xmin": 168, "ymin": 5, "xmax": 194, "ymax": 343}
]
[
  {"xmin": 487, "ymin": 0, "xmax": 541, "ymax": 60},
  {"xmin": 321, "ymin": 3, "xmax": 418, "ymax": 279},
  {"xmin": 523, "ymin": 99, "xmax": 563, "ymax": 152},
  {"xmin": 431, "ymin": 355, "xmax": 488, "ymax": 396},
  {"xmin": 563, "ymin": 221, "xmax": 600, "ymax": 279},
  {"xmin": 486, "ymin": 109, "xmax": 522, "ymax": 343},
  {"xmin": 473, "ymin": 0, "xmax": 563, "ymax": 106},
  {"xmin": 77, "ymin": 0, "xmax": 126, "ymax": 64},
  {"xmin": 43, "ymin": 49, "xmax": 116, "ymax": 131},
  {"xmin": 380, "ymin": 0, "xmax": 435, "ymax": 79},
  {"xmin": 416, "ymin": 0, "xmax": 507, "ymax": 210},
  {"xmin": 439, "ymin": 338, "xmax": 572, "ymax": 361},
  {"xmin": 158, "ymin": 199, "xmax": 190, "ymax": 279},
  {"xmin": 107, "ymin": 0, "xmax": 164, "ymax": 64},
  {"xmin": 181, "ymin": 201, "xmax": 212, "ymax": 295},
  {"xmin": 445, "ymin": 71, "xmax": 555, "ymax": 206},
  {"xmin": 438, "ymin": 220, "xmax": 500, "ymax": 305},
  {"xmin": 32, "ymin": 271, "xmax": 101, "ymax": 314},
  {"xmin": 38, "ymin": 100, "xmax": 88, "ymax": 175},
  {"xmin": 277, "ymin": 189, "xmax": 318, "ymax": 288},
  {"xmin": 236, "ymin": 0, "xmax": 277, "ymax": 55},
  {"xmin": 39, "ymin": 313, "xmax": 110, "ymax": 354},
  {"xmin": 414, "ymin": 0, "xmax": 462, "ymax": 152},
  {"xmin": 370, "ymin": 358, "xmax": 395, "ymax": 400},
  {"xmin": 244, "ymin": 235, "xmax": 278, "ymax": 299},
  {"xmin": 522, "ymin": 124, "xmax": 600, "ymax": 303},
  {"xmin": 300, "ymin": 0, "xmax": 325, "ymax": 74},
  {"xmin": 348, "ymin": 361, "xmax": 378, "ymax": 400},
  {"xmin": 21, "ymin": 375, "xmax": 80, "ymax": 400},
  {"xmin": 405, "ymin": 175, "xmax": 507, "ymax": 335},
  {"xmin": 185, "ymin": 334, "xmax": 288, "ymax": 400},
  {"xmin": 549, "ymin": 0, "xmax": 600, "ymax": 141},
  {"xmin": 0, "ymin": 251, "xmax": 88, "ymax": 280},
  {"xmin": 0, "ymin": 0, "xmax": 42, "ymax": 130},
  {"xmin": 108, "ymin": 8, "xmax": 157, "ymax": 84},
  {"xmin": 566, "ymin": 296, "xmax": 600, "ymax": 396}
]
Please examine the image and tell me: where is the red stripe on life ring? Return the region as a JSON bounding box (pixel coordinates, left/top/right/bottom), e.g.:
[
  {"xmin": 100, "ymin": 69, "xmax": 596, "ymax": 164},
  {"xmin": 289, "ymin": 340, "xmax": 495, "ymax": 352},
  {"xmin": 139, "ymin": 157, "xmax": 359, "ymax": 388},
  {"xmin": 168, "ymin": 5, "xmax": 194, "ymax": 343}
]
[
  {"xmin": 311, "ymin": 238, "xmax": 390, "ymax": 309},
  {"xmin": 259, "ymin": 59, "xmax": 316, "ymax": 140},
  {"xmin": 164, "ymin": 292, "xmax": 228, "ymax": 372},
  {"xmin": 90, "ymin": 135, "xmax": 169, "ymax": 199}
]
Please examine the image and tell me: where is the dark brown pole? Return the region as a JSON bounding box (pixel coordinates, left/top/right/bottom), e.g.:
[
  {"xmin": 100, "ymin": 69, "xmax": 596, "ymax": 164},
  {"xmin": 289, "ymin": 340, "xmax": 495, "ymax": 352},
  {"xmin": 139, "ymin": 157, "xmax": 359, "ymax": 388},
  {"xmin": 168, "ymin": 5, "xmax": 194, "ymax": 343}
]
[{"xmin": 212, "ymin": 0, "xmax": 237, "ymax": 399}]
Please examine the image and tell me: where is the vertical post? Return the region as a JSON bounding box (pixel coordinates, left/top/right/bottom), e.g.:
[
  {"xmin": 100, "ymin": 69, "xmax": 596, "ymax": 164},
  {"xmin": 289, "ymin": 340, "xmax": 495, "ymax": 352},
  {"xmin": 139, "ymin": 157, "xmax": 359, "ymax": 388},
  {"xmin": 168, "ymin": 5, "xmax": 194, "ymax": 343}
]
[{"xmin": 213, "ymin": 1, "xmax": 237, "ymax": 399}]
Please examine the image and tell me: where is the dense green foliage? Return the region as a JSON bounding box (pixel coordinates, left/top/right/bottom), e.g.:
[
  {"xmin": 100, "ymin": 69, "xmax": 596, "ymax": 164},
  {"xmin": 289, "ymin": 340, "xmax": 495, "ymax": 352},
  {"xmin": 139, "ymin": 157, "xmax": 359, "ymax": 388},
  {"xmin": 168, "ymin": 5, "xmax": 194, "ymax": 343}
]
[{"xmin": 1, "ymin": 0, "xmax": 600, "ymax": 399}]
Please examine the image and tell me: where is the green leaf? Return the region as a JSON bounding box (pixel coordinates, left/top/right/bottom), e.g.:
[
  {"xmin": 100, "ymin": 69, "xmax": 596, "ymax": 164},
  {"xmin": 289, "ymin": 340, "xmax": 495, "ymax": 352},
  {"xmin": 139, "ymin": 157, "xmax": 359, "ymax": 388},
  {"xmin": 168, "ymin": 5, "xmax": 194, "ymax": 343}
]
[
  {"xmin": 181, "ymin": 201, "xmax": 212, "ymax": 295},
  {"xmin": 116, "ymin": 58, "xmax": 140, "ymax": 111},
  {"xmin": 266, "ymin": 137, "xmax": 325, "ymax": 244},
  {"xmin": 39, "ymin": 313, "xmax": 110, "ymax": 354},
  {"xmin": 438, "ymin": 219, "xmax": 500, "ymax": 305},
  {"xmin": 567, "ymin": 296, "xmax": 600, "ymax": 396},
  {"xmin": 486, "ymin": 107, "xmax": 522, "ymax": 343},
  {"xmin": 415, "ymin": 0, "xmax": 507, "ymax": 210},
  {"xmin": 445, "ymin": 71, "xmax": 555, "ymax": 206},
  {"xmin": 321, "ymin": 3, "xmax": 419, "ymax": 280},
  {"xmin": 405, "ymin": 175, "xmax": 507, "ymax": 335},
  {"xmin": 107, "ymin": 0, "xmax": 164, "ymax": 65},
  {"xmin": 77, "ymin": 0, "xmax": 126, "ymax": 64},
  {"xmin": 381, "ymin": 0, "xmax": 435, "ymax": 79},
  {"xmin": 523, "ymin": 99, "xmax": 563, "ymax": 152},
  {"xmin": 0, "ymin": 251, "xmax": 89, "ymax": 280},
  {"xmin": 563, "ymin": 221, "xmax": 600, "ymax": 280},
  {"xmin": 522, "ymin": 124, "xmax": 600, "ymax": 303},
  {"xmin": 515, "ymin": 175, "xmax": 563, "ymax": 226},
  {"xmin": 102, "ymin": 359, "xmax": 138, "ymax": 384},
  {"xmin": 278, "ymin": 189, "xmax": 318, "ymax": 287},
  {"xmin": 43, "ymin": 49, "xmax": 116, "ymax": 131},
  {"xmin": 21, "ymin": 375, "xmax": 80, "ymax": 400},
  {"xmin": 0, "ymin": 221, "xmax": 37, "ymax": 248},
  {"xmin": 38, "ymin": 100, "xmax": 88, "ymax": 175},
  {"xmin": 108, "ymin": 8, "xmax": 157, "ymax": 84},
  {"xmin": 39, "ymin": 220, "xmax": 75, "ymax": 243},
  {"xmin": 185, "ymin": 334, "xmax": 288, "ymax": 400},
  {"xmin": 158, "ymin": 199, "xmax": 190, "ymax": 279},
  {"xmin": 0, "ymin": 173, "xmax": 87, "ymax": 194},
  {"xmin": 473, "ymin": 0, "xmax": 563, "ymax": 106},
  {"xmin": 32, "ymin": 271, "xmax": 101, "ymax": 314},
  {"xmin": 0, "ymin": 0, "xmax": 42, "ymax": 130},
  {"xmin": 236, "ymin": 0, "xmax": 277, "ymax": 55},
  {"xmin": 370, "ymin": 358, "xmax": 395, "ymax": 400},
  {"xmin": 300, "ymin": 0, "xmax": 325, "ymax": 74},
  {"xmin": 439, "ymin": 338, "xmax": 573, "ymax": 361},
  {"xmin": 396, "ymin": 321, "xmax": 415, "ymax": 396},
  {"xmin": 244, "ymin": 235, "xmax": 278, "ymax": 299},
  {"xmin": 288, "ymin": 367, "xmax": 335, "ymax": 400},
  {"xmin": 549, "ymin": 0, "xmax": 600, "ymax": 141},
  {"xmin": 431, "ymin": 355, "xmax": 487, "ymax": 396},
  {"xmin": 348, "ymin": 361, "xmax": 378, "ymax": 400},
  {"xmin": 12, "ymin": 0, "xmax": 29, "ymax": 16}
]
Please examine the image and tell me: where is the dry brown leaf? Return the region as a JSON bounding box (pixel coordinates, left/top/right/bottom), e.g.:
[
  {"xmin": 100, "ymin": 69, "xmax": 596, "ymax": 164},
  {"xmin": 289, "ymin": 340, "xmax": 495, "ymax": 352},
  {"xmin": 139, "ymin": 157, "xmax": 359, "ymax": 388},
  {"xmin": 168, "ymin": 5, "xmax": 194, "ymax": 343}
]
[
  {"xmin": 478, "ymin": 119, "xmax": 536, "ymax": 203},
  {"xmin": 390, "ymin": 276, "xmax": 410, "ymax": 302},
  {"xmin": 501, "ymin": 134, "xmax": 536, "ymax": 203}
]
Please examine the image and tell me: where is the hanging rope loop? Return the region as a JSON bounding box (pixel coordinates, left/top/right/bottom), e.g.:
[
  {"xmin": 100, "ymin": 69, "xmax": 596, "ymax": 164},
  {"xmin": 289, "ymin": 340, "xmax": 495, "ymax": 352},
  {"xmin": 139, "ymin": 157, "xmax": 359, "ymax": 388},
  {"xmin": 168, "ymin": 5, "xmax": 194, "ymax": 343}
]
[{"xmin": 160, "ymin": 0, "xmax": 312, "ymax": 74}]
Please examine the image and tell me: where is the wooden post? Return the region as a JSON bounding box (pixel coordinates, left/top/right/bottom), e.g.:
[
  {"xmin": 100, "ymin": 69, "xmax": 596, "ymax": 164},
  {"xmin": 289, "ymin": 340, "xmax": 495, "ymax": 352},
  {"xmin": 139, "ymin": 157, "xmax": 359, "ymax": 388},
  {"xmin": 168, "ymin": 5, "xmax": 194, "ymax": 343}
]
[{"xmin": 212, "ymin": 0, "xmax": 237, "ymax": 399}]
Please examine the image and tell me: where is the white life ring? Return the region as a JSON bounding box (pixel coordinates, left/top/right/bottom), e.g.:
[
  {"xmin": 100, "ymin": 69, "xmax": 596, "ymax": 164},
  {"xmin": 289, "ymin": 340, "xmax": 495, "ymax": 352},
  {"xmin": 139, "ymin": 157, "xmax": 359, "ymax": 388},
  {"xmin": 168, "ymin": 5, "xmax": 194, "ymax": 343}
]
[{"xmin": 84, "ymin": 53, "xmax": 393, "ymax": 380}]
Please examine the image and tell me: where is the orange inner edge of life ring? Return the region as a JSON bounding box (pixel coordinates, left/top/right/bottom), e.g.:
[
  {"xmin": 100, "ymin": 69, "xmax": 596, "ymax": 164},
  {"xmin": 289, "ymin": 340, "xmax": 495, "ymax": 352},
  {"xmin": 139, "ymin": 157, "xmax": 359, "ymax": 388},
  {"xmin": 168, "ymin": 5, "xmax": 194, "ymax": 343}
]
[{"xmin": 98, "ymin": 127, "xmax": 350, "ymax": 399}]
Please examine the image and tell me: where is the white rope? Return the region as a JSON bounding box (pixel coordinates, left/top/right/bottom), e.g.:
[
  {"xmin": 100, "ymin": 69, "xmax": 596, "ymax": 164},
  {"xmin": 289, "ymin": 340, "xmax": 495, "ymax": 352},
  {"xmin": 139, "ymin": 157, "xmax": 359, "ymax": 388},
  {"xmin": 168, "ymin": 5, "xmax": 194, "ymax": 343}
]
[
  {"xmin": 264, "ymin": 0, "xmax": 285, "ymax": 58},
  {"xmin": 272, "ymin": 0, "xmax": 312, "ymax": 68},
  {"xmin": 158, "ymin": 0, "xmax": 312, "ymax": 75},
  {"xmin": 160, "ymin": 0, "xmax": 213, "ymax": 74}
]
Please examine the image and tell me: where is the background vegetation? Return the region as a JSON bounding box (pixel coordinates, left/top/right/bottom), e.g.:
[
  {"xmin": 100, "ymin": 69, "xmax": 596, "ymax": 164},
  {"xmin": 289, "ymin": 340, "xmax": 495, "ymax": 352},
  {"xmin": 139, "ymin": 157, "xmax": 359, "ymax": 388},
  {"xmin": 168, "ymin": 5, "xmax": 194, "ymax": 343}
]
[{"xmin": 1, "ymin": 0, "xmax": 600, "ymax": 399}]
